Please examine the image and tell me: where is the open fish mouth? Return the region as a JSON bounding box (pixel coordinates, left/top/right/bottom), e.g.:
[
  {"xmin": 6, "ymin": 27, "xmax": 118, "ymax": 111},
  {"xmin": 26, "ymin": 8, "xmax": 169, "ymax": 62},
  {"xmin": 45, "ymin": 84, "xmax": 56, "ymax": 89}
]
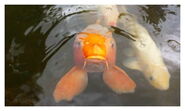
[
  {"xmin": 83, "ymin": 58, "xmax": 107, "ymax": 72},
  {"xmin": 86, "ymin": 55, "xmax": 105, "ymax": 60}
]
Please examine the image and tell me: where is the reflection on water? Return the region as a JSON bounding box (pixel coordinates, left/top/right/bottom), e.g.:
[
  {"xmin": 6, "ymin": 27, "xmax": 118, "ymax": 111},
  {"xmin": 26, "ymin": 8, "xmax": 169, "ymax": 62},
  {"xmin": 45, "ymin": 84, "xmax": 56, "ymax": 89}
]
[{"xmin": 5, "ymin": 5, "xmax": 180, "ymax": 106}]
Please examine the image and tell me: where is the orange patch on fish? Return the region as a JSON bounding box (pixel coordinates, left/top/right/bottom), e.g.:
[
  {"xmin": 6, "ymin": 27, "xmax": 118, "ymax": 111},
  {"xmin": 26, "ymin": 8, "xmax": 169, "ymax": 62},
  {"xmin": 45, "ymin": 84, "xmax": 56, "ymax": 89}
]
[{"xmin": 79, "ymin": 33, "xmax": 106, "ymax": 60}]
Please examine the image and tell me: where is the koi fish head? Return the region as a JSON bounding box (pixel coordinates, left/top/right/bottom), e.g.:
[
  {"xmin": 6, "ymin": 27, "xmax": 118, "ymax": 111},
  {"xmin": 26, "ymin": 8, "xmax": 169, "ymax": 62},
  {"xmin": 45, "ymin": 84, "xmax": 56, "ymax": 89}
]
[
  {"xmin": 73, "ymin": 24, "xmax": 116, "ymax": 72},
  {"xmin": 80, "ymin": 33, "xmax": 106, "ymax": 60}
]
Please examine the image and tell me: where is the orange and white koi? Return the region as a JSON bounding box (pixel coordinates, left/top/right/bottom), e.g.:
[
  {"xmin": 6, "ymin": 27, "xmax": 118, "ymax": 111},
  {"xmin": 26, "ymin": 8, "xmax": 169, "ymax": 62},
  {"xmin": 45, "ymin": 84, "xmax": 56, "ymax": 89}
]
[
  {"xmin": 53, "ymin": 5, "xmax": 137, "ymax": 102},
  {"xmin": 53, "ymin": 24, "xmax": 136, "ymax": 102}
]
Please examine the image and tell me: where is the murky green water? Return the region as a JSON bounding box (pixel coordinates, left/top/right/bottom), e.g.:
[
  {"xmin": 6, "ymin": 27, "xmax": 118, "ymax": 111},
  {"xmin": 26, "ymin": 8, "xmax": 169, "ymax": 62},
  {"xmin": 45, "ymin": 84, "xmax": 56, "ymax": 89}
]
[{"xmin": 5, "ymin": 5, "xmax": 180, "ymax": 106}]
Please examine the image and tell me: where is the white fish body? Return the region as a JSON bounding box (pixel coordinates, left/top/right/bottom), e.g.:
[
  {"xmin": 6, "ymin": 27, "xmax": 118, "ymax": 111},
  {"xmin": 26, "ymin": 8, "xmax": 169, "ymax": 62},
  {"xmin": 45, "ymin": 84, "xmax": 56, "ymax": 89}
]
[{"xmin": 119, "ymin": 6, "xmax": 170, "ymax": 90}]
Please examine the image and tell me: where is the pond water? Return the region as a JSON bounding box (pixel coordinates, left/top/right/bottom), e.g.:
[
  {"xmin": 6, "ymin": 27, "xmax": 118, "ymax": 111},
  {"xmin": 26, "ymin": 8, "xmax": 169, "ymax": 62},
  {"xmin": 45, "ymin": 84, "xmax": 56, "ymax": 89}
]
[{"xmin": 5, "ymin": 5, "xmax": 180, "ymax": 106}]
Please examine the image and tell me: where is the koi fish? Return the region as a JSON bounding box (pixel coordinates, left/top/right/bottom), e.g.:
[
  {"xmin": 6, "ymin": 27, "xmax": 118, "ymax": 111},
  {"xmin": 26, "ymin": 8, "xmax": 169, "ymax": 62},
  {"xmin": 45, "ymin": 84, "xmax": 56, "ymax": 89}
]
[
  {"xmin": 118, "ymin": 6, "xmax": 170, "ymax": 90},
  {"xmin": 53, "ymin": 23, "xmax": 136, "ymax": 102}
]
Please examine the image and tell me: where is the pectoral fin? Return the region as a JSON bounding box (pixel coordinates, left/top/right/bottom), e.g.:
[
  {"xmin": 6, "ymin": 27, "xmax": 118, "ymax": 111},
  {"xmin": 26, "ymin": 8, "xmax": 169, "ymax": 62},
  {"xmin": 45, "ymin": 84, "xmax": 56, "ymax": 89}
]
[
  {"xmin": 122, "ymin": 57, "xmax": 141, "ymax": 71},
  {"xmin": 53, "ymin": 66, "xmax": 88, "ymax": 102},
  {"xmin": 103, "ymin": 65, "xmax": 136, "ymax": 93}
]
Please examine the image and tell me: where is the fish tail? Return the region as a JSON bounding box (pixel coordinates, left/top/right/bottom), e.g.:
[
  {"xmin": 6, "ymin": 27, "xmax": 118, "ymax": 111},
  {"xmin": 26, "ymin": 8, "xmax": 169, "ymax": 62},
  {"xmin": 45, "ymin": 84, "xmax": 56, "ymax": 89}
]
[{"xmin": 98, "ymin": 5, "xmax": 119, "ymax": 26}]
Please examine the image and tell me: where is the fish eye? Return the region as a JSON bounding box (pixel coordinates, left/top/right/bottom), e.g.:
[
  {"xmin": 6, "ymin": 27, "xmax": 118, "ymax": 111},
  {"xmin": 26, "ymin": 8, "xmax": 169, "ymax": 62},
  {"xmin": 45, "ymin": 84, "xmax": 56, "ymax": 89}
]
[
  {"xmin": 75, "ymin": 41, "xmax": 81, "ymax": 47},
  {"xmin": 149, "ymin": 76, "xmax": 153, "ymax": 81},
  {"xmin": 111, "ymin": 42, "xmax": 114, "ymax": 48}
]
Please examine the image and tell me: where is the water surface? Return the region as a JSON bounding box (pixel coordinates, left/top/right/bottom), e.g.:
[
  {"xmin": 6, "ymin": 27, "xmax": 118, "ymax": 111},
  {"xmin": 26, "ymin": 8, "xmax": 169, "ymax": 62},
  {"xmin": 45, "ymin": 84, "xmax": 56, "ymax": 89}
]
[{"xmin": 5, "ymin": 5, "xmax": 180, "ymax": 106}]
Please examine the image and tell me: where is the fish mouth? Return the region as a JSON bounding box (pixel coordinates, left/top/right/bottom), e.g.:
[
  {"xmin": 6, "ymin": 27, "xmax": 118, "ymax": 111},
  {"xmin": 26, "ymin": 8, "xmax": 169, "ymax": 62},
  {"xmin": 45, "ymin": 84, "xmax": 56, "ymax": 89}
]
[
  {"xmin": 86, "ymin": 55, "xmax": 105, "ymax": 60},
  {"xmin": 83, "ymin": 43, "xmax": 106, "ymax": 60},
  {"xmin": 83, "ymin": 58, "xmax": 107, "ymax": 72}
]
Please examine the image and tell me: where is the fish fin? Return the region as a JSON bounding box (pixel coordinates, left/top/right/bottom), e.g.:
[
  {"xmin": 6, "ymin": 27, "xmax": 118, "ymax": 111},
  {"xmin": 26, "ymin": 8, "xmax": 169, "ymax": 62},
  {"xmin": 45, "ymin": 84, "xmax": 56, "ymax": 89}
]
[
  {"xmin": 122, "ymin": 57, "xmax": 141, "ymax": 71},
  {"xmin": 53, "ymin": 66, "xmax": 88, "ymax": 102},
  {"xmin": 99, "ymin": 5, "xmax": 119, "ymax": 26},
  {"xmin": 103, "ymin": 65, "xmax": 136, "ymax": 93}
]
